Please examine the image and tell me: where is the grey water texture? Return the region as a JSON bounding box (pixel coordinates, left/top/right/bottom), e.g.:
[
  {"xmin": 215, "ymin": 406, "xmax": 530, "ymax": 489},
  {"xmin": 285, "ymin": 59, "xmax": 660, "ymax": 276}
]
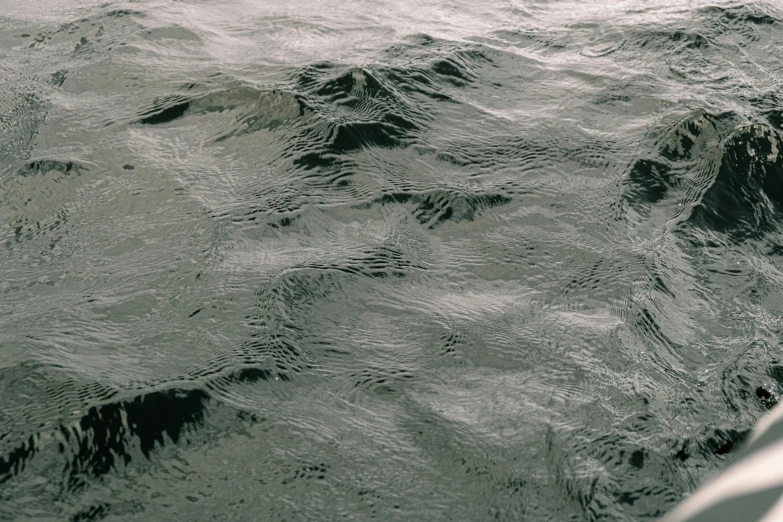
[{"xmin": 2, "ymin": 0, "xmax": 783, "ymax": 520}]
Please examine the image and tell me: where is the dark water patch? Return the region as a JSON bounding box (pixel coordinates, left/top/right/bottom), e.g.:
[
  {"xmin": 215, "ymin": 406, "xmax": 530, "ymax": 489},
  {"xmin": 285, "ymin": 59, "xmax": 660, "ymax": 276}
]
[
  {"xmin": 756, "ymin": 386, "xmax": 779, "ymax": 410},
  {"xmin": 74, "ymin": 500, "xmax": 145, "ymax": 521},
  {"xmin": 290, "ymin": 148, "xmax": 344, "ymax": 172},
  {"xmin": 204, "ymin": 364, "xmax": 293, "ymax": 389},
  {"xmin": 688, "ymin": 124, "xmax": 783, "ymax": 240},
  {"xmin": 281, "ymin": 462, "xmax": 330, "ymax": 485},
  {"xmin": 0, "ymin": 364, "xmax": 282, "ymax": 521},
  {"xmin": 657, "ymin": 110, "xmax": 731, "ymax": 163},
  {"xmin": 296, "ymin": 63, "xmax": 417, "ymax": 118},
  {"xmin": 766, "ymin": 111, "xmax": 783, "ymax": 131},
  {"xmin": 103, "ymin": 9, "xmax": 146, "ymax": 19},
  {"xmin": 383, "ymin": 36, "xmax": 496, "ymax": 93},
  {"xmin": 753, "ymin": 365, "xmax": 783, "ymax": 410},
  {"xmin": 698, "ymin": 4, "xmax": 780, "ymax": 32},
  {"xmin": 293, "ymin": 65, "xmax": 426, "ymax": 152},
  {"xmin": 630, "ymin": 306, "xmax": 680, "ymax": 356},
  {"xmin": 294, "ymin": 38, "xmax": 496, "ymax": 132},
  {"xmin": 429, "ymin": 54, "xmax": 482, "ymax": 88},
  {"xmin": 0, "ymin": 434, "xmax": 38, "ymax": 487},
  {"xmin": 435, "ymin": 330, "xmax": 473, "ymax": 365},
  {"xmin": 719, "ymin": 342, "xmax": 780, "ymax": 417},
  {"xmin": 228, "ymin": 367, "xmax": 274, "ymax": 384},
  {"xmin": 295, "ymin": 61, "xmax": 340, "ymax": 92},
  {"xmin": 652, "ymin": 274, "xmax": 676, "ymax": 299},
  {"xmin": 671, "ymin": 427, "xmax": 750, "ymax": 463},
  {"xmin": 0, "ymin": 388, "xmax": 208, "ymax": 489},
  {"xmin": 137, "ymin": 96, "xmax": 190, "ymax": 125},
  {"xmin": 21, "ymin": 158, "xmax": 85, "ymax": 176},
  {"xmin": 411, "ymin": 191, "xmax": 508, "ymax": 228},
  {"xmin": 329, "ymin": 118, "xmax": 417, "ymax": 153},
  {"xmin": 0, "ymin": 368, "xmax": 121, "ymax": 462},
  {"xmin": 64, "ymin": 388, "xmax": 206, "ymax": 489},
  {"xmin": 266, "ymin": 213, "xmax": 301, "ymax": 229},
  {"xmin": 73, "ymin": 35, "xmax": 92, "ymax": 55},
  {"xmin": 622, "ymin": 110, "xmax": 735, "ymax": 211},
  {"xmin": 744, "ymin": 92, "xmax": 783, "ymax": 133},
  {"xmin": 358, "ymin": 190, "xmax": 511, "ymax": 229},
  {"xmin": 70, "ymin": 503, "xmax": 116, "ymax": 522},
  {"xmin": 625, "ymin": 158, "xmax": 679, "ymax": 206},
  {"xmin": 50, "ymin": 69, "xmax": 67, "ymax": 87}
]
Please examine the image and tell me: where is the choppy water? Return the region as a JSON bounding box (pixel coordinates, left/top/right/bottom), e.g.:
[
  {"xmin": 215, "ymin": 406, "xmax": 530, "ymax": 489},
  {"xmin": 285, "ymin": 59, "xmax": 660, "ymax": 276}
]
[{"xmin": 2, "ymin": 0, "xmax": 783, "ymax": 520}]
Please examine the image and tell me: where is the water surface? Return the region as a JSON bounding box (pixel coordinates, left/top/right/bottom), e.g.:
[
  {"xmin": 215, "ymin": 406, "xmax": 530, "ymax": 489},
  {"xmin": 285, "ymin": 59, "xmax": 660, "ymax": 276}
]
[{"xmin": 2, "ymin": 0, "xmax": 783, "ymax": 520}]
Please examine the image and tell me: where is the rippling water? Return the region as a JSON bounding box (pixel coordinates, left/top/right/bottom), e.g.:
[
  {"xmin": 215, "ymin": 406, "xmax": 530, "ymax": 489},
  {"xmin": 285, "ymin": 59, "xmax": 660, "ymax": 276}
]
[{"xmin": 2, "ymin": 0, "xmax": 783, "ymax": 520}]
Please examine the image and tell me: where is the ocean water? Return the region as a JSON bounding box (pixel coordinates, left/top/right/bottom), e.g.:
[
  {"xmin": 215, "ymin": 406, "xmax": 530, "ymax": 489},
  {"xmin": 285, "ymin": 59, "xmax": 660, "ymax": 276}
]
[{"xmin": 1, "ymin": 0, "xmax": 783, "ymax": 520}]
